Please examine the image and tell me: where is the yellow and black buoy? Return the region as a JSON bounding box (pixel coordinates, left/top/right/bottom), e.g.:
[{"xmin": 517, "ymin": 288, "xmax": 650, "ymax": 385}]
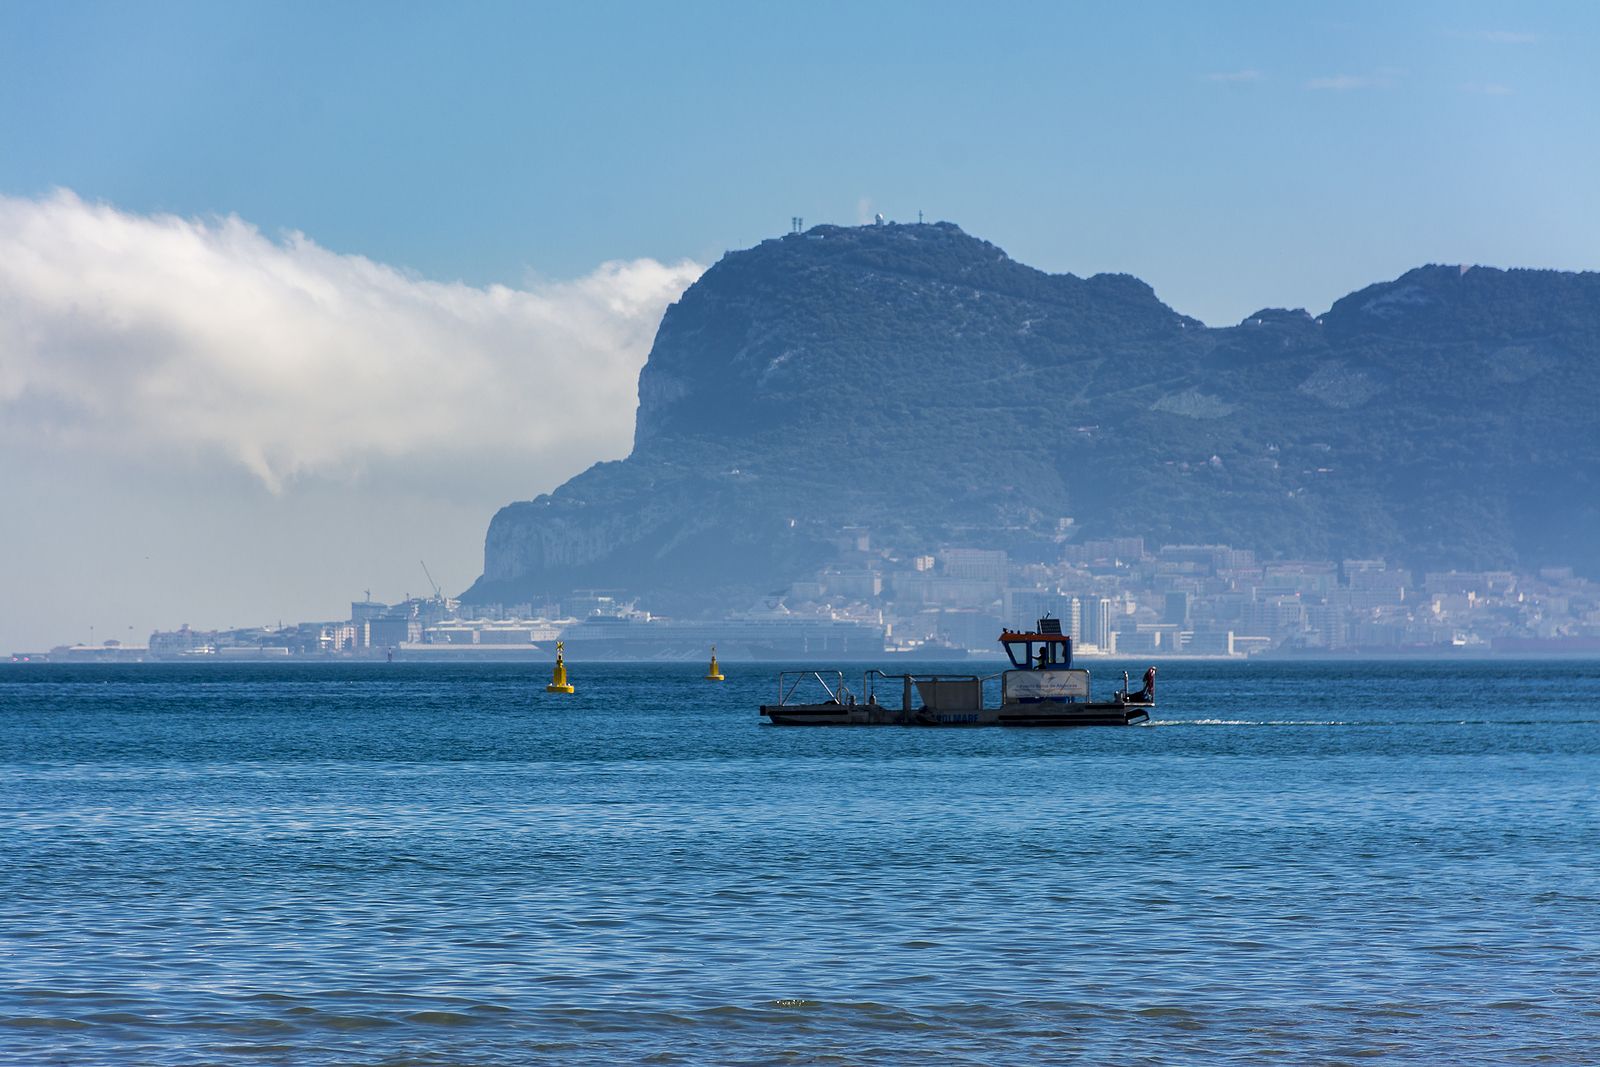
[
  {"xmin": 705, "ymin": 645, "xmax": 724, "ymax": 682},
  {"xmin": 546, "ymin": 640, "xmax": 575, "ymax": 694}
]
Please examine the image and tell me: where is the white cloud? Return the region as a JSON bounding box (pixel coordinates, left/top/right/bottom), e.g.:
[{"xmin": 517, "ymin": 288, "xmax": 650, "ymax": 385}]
[
  {"xmin": 1306, "ymin": 75, "xmax": 1368, "ymax": 91},
  {"xmin": 1458, "ymin": 29, "xmax": 1539, "ymax": 45},
  {"xmin": 1305, "ymin": 70, "xmax": 1399, "ymax": 91},
  {"xmin": 1205, "ymin": 69, "xmax": 1263, "ymax": 83},
  {"xmin": 0, "ymin": 189, "xmax": 703, "ymax": 493}
]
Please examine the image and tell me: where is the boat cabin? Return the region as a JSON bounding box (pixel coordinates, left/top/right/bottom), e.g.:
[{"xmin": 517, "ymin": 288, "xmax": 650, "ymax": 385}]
[{"xmin": 999, "ymin": 616, "xmax": 1074, "ymax": 671}]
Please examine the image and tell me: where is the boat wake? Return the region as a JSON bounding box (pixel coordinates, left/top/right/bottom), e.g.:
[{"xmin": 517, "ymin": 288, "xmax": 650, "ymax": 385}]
[
  {"xmin": 1149, "ymin": 717, "xmax": 1600, "ymax": 727},
  {"xmin": 1149, "ymin": 719, "xmax": 1353, "ymax": 727}
]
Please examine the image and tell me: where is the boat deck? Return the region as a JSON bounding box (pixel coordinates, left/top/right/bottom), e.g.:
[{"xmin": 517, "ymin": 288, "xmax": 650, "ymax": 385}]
[{"xmin": 759, "ymin": 670, "xmax": 1152, "ymax": 727}]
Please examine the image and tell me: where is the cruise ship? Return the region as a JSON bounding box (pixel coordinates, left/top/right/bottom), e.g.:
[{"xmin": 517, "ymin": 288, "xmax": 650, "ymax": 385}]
[{"xmin": 556, "ymin": 606, "xmax": 893, "ymax": 661}]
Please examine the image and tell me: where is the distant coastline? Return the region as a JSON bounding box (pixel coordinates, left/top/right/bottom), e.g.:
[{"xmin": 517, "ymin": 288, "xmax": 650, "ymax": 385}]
[{"xmin": 14, "ymin": 647, "xmax": 1600, "ymax": 665}]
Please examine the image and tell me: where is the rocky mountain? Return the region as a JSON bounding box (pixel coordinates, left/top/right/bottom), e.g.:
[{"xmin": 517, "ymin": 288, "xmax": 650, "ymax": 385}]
[{"xmin": 464, "ymin": 222, "xmax": 1600, "ymax": 611}]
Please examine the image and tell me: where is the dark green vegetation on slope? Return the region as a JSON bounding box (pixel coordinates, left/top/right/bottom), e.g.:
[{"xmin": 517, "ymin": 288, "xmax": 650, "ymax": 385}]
[{"xmin": 467, "ymin": 223, "xmax": 1600, "ymax": 612}]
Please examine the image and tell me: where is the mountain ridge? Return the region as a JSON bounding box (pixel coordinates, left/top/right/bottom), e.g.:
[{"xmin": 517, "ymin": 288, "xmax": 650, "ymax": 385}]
[{"xmin": 465, "ymin": 223, "xmax": 1600, "ymax": 611}]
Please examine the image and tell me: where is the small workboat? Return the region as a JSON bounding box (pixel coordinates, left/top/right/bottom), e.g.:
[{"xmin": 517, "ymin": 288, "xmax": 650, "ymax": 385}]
[{"xmin": 759, "ymin": 617, "xmax": 1155, "ymax": 727}]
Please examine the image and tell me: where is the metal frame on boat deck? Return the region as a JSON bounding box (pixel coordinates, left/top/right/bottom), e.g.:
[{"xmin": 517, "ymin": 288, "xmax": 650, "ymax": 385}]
[{"xmin": 773, "ymin": 670, "xmax": 854, "ymax": 708}]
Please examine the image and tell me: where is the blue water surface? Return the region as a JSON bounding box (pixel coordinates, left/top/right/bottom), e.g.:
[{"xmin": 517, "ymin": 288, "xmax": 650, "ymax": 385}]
[{"xmin": 2, "ymin": 659, "xmax": 1598, "ymax": 1065}]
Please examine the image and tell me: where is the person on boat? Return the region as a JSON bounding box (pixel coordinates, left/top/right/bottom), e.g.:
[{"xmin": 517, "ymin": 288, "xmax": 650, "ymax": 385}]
[
  {"xmin": 1036, "ymin": 647, "xmax": 1050, "ymax": 670},
  {"xmin": 1137, "ymin": 666, "xmax": 1157, "ymax": 701}
]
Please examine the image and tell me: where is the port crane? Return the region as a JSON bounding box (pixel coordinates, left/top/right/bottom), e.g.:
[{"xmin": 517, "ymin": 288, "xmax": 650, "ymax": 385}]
[{"xmin": 420, "ymin": 561, "xmax": 444, "ymax": 602}]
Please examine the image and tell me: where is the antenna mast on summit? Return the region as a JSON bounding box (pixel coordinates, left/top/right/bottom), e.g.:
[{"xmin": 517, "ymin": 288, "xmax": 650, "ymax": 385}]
[{"xmin": 791, "ymin": 216, "xmax": 803, "ymax": 234}]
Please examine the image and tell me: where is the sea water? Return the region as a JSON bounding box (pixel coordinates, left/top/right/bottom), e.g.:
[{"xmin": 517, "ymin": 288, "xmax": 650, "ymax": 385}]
[{"xmin": 2, "ymin": 660, "xmax": 1598, "ymax": 1065}]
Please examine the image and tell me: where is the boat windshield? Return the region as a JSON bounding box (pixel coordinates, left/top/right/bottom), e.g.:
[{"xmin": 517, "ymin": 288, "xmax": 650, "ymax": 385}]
[{"xmin": 999, "ymin": 632, "xmax": 1072, "ymax": 670}]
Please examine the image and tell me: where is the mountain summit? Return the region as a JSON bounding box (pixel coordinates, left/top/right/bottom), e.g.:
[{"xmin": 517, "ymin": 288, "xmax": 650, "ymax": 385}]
[{"xmin": 465, "ymin": 223, "xmax": 1600, "ymax": 611}]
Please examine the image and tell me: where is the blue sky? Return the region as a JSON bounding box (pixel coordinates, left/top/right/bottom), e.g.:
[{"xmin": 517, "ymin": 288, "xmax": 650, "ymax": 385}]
[
  {"xmin": 1, "ymin": 1, "xmax": 1597, "ymax": 650},
  {"xmin": 3, "ymin": 0, "xmax": 1592, "ymax": 322}
]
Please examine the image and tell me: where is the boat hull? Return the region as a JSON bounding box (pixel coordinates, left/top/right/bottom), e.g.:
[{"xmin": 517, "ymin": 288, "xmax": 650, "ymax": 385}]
[
  {"xmin": 759, "ymin": 701, "xmax": 1151, "ymax": 727},
  {"xmin": 995, "ymin": 703, "xmax": 1150, "ymax": 727}
]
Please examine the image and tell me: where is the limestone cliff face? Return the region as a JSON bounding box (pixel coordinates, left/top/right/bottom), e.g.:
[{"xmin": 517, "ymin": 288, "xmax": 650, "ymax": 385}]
[{"xmin": 465, "ymin": 224, "xmax": 1600, "ymax": 610}]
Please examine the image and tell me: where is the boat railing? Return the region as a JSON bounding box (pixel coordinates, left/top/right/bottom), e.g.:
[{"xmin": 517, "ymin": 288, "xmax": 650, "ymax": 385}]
[{"xmin": 774, "ymin": 670, "xmax": 854, "ymax": 708}]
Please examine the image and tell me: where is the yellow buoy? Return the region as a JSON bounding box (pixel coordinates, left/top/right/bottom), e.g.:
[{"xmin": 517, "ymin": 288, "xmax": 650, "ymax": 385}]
[
  {"xmin": 546, "ymin": 640, "xmax": 575, "ymax": 693},
  {"xmin": 705, "ymin": 645, "xmax": 724, "ymax": 681}
]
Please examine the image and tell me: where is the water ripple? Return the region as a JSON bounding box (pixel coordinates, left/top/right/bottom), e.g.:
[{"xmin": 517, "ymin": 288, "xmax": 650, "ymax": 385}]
[{"xmin": 3, "ymin": 660, "xmax": 1600, "ymax": 1064}]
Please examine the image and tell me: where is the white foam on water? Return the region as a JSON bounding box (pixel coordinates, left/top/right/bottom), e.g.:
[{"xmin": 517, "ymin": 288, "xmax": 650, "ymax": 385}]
[{"xmin": 1148, "ymin": 719, "xmax": 1353, "ymax": 727}]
